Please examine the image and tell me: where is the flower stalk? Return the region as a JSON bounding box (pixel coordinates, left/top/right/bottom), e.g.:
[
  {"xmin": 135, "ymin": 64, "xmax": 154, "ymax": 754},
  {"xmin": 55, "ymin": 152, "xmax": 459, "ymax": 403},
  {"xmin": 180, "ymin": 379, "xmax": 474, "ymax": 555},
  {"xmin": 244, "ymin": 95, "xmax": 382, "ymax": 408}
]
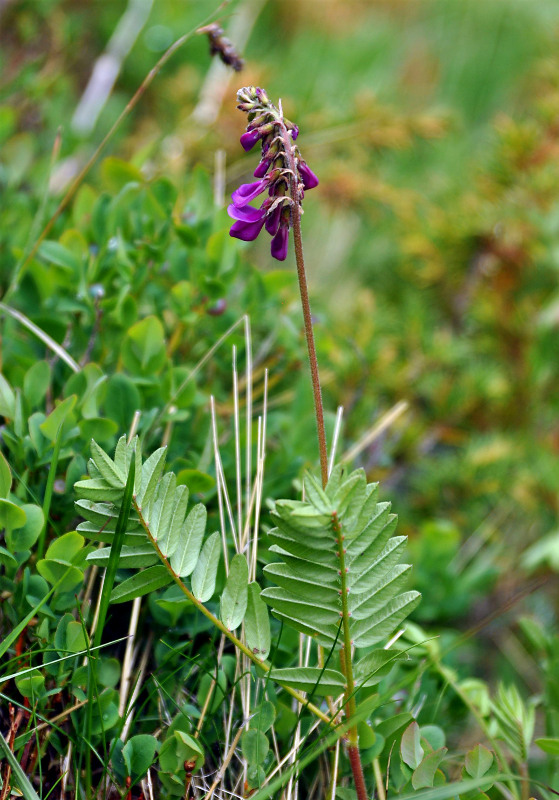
[
  {"xmin": 230, "ymin": 86, "xmax": 328, "ymax": 485},
  {"xmin": 230, "ymin": 87, "xmax": 367, "ymax": 797}
]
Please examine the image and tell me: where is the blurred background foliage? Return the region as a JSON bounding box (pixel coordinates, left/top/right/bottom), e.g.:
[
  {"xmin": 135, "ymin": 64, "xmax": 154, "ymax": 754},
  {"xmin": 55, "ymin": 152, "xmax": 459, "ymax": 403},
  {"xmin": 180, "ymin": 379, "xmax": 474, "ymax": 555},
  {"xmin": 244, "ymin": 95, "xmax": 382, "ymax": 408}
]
[{"xmin": 2, "ymin": 0, "xmax": 559, "ymax": 760}]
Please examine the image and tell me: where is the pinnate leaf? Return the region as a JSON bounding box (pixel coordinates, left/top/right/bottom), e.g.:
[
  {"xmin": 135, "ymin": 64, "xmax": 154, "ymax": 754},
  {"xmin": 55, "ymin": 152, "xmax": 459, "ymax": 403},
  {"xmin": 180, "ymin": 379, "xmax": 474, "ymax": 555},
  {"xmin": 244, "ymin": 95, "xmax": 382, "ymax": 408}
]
[
  {"xmin": 271, "ymin": 667, "xmax": 346, "ymax": 696},
  {"xmin": 191, "ymin": 531, "xmax": 220, "ymax": 602},
  {"xmin": 220, "ymin": 553, "xmax": 249, "ymax": 630},
  {"xmin": 244, "ymin": 582, "xmax": 271, "ymax": 660},
  {"xmin": 170, "ymin": 503, "xmax": 207, "ymax": 577},
  {"xmin": 110, "ymin": 565, "xmax": 172, "ymax": 603}
]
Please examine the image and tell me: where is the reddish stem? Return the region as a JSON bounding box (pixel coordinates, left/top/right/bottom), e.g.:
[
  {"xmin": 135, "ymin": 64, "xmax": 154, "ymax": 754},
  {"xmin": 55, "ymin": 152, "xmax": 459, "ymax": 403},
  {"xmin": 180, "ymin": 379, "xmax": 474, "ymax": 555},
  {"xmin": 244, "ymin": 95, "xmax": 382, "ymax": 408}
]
[{"xmin": 348, "ymin": 744, "xmax": 369, "ymax": 800}]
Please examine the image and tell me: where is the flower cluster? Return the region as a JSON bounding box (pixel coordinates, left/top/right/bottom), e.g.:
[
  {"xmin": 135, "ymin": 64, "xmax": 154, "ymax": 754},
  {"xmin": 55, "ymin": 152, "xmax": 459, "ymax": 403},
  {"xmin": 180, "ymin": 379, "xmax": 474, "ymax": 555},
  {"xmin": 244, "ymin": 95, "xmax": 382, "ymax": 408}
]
[{"xmin": 228, "ymin": 86, "xmax": 318, "ymax": 261}]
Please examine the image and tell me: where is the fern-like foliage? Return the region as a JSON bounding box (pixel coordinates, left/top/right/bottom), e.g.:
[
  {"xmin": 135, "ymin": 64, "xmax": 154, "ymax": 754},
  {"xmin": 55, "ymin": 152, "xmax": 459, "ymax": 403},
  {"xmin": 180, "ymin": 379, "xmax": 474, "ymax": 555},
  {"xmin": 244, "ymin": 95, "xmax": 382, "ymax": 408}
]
[
  {"xmin": 74, "ymin": 437, "xmax": 273, "ymax": 666},
  {"xmin": 261, "ymin": 466, "xmax": 420, "ymax": 651},
  {"xmin": 75, "ymin": 437, "xmax": 220, "ymax": 606}
]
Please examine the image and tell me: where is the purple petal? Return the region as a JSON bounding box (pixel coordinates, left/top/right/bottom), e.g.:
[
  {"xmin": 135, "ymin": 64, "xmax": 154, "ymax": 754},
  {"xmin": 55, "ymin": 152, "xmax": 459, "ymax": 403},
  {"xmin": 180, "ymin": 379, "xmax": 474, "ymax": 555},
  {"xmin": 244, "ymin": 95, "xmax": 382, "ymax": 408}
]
[
  {"xmin": 230, "ymin": 217, "xmax": 265, "ymax": 242},
  {"xmin": 291, "ymin": 125, "xmax": 299, "ymax": 141},
  {"xmin": 271, "ymin": 225, "xmax": 289, "ymax": 261},
  {"xmin": 227, "ymin": 203, "xmax": 266, "ymax": 223},
  {"xmin": 265, "ymin": 203, "xmax": 283, "ymax": 236},
  {"xmin": 298, "ymin": 162, "xmax": 319, "ymax": 190},
  {"xmin": 254, "ymin": 159, "xmax": 270, "ymax": 178},
  {"xmin": 231, "ymin": 180, "xmax": 267, "ymax": 207},
  {"xmin": 240, "ymin": 129, "xmax": 261, "ymax": 151}
]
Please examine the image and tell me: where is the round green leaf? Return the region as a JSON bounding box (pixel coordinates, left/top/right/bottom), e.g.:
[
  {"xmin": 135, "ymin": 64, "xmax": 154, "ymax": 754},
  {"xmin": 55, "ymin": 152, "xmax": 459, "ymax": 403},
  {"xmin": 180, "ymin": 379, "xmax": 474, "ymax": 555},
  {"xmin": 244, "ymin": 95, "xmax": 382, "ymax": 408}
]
[
  {"xmin": 121, "ymin": 316, "xmax": 166, "ymax": 375},
  {"xmin": 23, "ymin": 361, "xmax": 51, "ymax": 407},
  {"xmin": 242, "ymin": 729, "xmax": 269, "ymax": 765},
  {"xmin": 104, "ymin": 373, "xmax": 141, "ymax": 431}
]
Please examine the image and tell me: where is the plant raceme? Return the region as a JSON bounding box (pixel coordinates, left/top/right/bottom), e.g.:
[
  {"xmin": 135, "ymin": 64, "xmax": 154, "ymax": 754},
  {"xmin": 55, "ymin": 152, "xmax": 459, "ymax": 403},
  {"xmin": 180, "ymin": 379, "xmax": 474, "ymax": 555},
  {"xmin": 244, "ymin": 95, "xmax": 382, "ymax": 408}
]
[{"xmin": 228, "ymin": 86, "xmax": 319, "ymax": 261}]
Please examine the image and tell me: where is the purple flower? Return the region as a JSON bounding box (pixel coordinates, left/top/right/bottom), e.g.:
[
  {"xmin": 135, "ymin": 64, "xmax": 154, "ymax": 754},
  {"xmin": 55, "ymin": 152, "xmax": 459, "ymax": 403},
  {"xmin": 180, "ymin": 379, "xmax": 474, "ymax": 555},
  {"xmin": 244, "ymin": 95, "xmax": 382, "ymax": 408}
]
[
  {"xmin": 240, "ymin": 129, "xmax": 261, "ymax": 151},
  {"xmin": 253, "ymin": 159, "xmax": 271, "ymax": 178},
  {"xmin": 264, "ymin": 203, "xmax": 283, "ymax": 236},
  {"xmin": 230, "ymin": 217, "xmax": 266, "ymax": 242},
  {"xmin": 298, "ymin": 162, "xmax": 319, "ymax": 190},
  {"xmin": 271, "ymin": 224, "xmax": 289, "ymax": 261},
  {"xmin": 231, "ymin": 179, "xmax": 268, "ymax": 207},
  {"xmin": 227, "ymin": 203, "xmax": 266, "ymax": 223},
  {"xmin": 229, "ymin": 87, "xmax": 318, "ymax": 261}
]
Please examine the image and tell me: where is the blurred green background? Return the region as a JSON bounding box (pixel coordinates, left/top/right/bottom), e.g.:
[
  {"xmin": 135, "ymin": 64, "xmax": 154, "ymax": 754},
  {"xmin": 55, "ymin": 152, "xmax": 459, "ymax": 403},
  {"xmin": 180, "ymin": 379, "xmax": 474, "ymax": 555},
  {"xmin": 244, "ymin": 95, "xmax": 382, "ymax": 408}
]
[{"xmin": 2, "ymin": 0, "xmax": 559, "ymax": 693}]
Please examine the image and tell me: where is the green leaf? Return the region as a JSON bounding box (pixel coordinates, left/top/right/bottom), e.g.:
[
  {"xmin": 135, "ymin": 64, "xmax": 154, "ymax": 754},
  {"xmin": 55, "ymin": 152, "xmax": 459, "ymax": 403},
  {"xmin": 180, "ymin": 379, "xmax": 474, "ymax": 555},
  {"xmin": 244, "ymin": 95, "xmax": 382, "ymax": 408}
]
[
  {"xmin": 264, "ymin": 562, "xmax": 339, "ymax": 605},
  {"xmin": 354, "ymin": 649, "xmax": 406, "ymax": 687},
  {"xmin": 271, "ymin": 667, "xmax": 346, "ymax": 695},
  {"xmin": 535, "ymin": 737, "xmax": 559, "ymax": 755},
  {"xmin": 121, "ymin": 734, "xmax": 159, "ymax": 783},
  {"xmin": 191, "ymin": 531, "xmax": 221, "ymax": 602},
  {"xmin": 90, "ymin": 439, "xmax": 126, "ymax": 488},
  {"xmin": 464, "ymin": 745, "xmax": 493, "ymax": 778},
  {"xmin": 39, "ymin": 394, "xmax": 77, "ymax": 441},
  {"xmin": 220, "ymin": 553, "xmax": 249, "ymax": 630},
  {"xmin": 87, "ymin": 545, "xmax": 158, "ymax": 568},
  {"xmin": 0, "ymin": 498, "xmax": 27, "ymax": 532},
  {"xmin": 261, "ymin": 587, "xmax": 339, "ymax": 628},
  {"xmin": 401, "ymin": 722, "xmax": 424, "ymax": 769},
  {"xmin": 0, "ymin": 373, "xmax": 15, "ymax": 419},
  {"xmin": 79, "ymin": 417, "xmax": 118, "ymax": 444},
  {"xmin": 250, "ymin": 701, "xmax": 276, "ymax": 733},
  {"xmin": 15, "ymin": 670, "xmax": 45, "ymax": 699},
  {"xmin": 0, "ymin": 450, "xmax": 11, "ymax": 498},
  {"xmin": 74, "ymin": 478, "xmax": 126, "ymax": 504},
  {"xmin": 39, "ymin": 240, "xmax": 80, "ymax": 272},
  {"xmin": 122, "ymin": 315, "xmax": 167, "ymax": 375},
  {"xmin": 138, "ymin": 446, "xmax": 167, "ymax": 507},
  {"xmin": 45, "ymin": 531, "xmax": 84, "ymax": 562},
  {"xmin": 104, "ymin": 373, "xmax": 141, "ymax": 431},
  {"xmin": 101, "ymin": 156, "xmax": 144, "ymax": 191},
  {"xmin": 420, "ymin": 725, "xmax": 446, "ymax": 751},
  {"xmin": 303, "ymin": 472, "xmax": 332, "ymax": 514},
  {"xmin": 110, "ymin": 565, "xmax": 172, "ymax": 604},
  {"xmin": 351, "ymin": 591, "xmax": 421, "ymax": 647},
  {"xmin": 146, "ymin": 471, "xmax": 177, "ymax": 543},
  {"xmin": 0, "ymin": 546, "xmax": 17, "ymax": 567},
  {"xmin": 66, "ymin": 621, "xmax": 88, "ymax": 653},
  {"xmin": 159, "ymin": 484, "xmax": 189, "ymax": 557},
  {"xmin": 176, "ymin": 469, "xmax": 215, "ymax": 494},
  {"xmin": 37, "ymin": 532, "xmax": 85, "ymax": 592},
  {"xmin": 170, "ymin": 503, "xmax": 207, "ymax": 577},
  {"xmin": 159, "ymin": 730, "xmax": 204, "ymax": 775},
  {"xmin": 23, "ymin": 361, "xmax": 51, "ymax": 407},
  {"xmin": 91, "ymin": 688, "xmax": 120, "ymax": 734},
  {"xmin": 242, "ymin": 729, "xmax": 269, "ymax": 766},
  {"xmin": 97, "ymin": 658, "xmax": 121, "ymax": 688},
  {"xmin": 245, "ymin": 582, "xmax": 271, "ymax": 661},
  {"xmin": 412, "ymin": 748, "xmax": 448, "ymax": 790},
  {"xmin": 8, "ymin": 504, "xmax": 44, "ymax": 551}
]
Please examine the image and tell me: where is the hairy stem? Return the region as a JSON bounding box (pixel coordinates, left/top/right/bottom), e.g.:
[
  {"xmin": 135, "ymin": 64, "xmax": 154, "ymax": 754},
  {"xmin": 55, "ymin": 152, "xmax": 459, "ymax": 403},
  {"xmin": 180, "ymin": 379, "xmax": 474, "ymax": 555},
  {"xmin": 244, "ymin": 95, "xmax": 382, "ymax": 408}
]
[
  {"xmin": 332, "ymin": 510, "xmax": 368, "ymax": 800},
  {"xmin": 279, "ymin": 125, "xmax": 329, "ymax": 488}
]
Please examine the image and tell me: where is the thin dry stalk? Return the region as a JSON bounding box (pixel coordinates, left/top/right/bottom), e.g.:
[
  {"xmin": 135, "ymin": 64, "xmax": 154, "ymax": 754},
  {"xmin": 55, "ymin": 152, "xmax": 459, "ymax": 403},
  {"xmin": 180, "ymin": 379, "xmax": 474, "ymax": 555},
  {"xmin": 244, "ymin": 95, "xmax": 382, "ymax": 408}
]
[
  {"xmin": 118, "ymin": 596, "xmax": 142, "ymax": 720},
  {"xmin": 328, "ymin": 406, "xmax": 344, "ymax": 477},
  {"xmin": 201, "ymin": 723, "xmax": 246, "ymax": 800},
  {"xmin": 341, "ymin": 400, "xmax": 408, "ymax": 464},
  {"xmin": 233, "ymin": 346, "xmax": 243, "ymax": 539}
]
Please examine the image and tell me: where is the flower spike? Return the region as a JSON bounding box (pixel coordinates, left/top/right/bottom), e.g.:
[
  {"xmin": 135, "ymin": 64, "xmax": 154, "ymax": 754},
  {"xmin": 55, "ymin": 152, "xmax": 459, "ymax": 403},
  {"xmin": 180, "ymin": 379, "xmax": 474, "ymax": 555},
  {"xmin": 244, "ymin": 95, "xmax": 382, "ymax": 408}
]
[{"xmin": 229, "ymin": 86, "xmax": 318, "ymax": 261}]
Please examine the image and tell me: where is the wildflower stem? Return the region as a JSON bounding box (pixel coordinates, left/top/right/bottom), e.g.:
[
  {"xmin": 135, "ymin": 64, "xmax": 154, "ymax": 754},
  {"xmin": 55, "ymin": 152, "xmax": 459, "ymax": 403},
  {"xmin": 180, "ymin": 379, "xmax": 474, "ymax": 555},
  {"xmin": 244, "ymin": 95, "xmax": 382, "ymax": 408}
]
[{"xmin": 280, "ymin": 125, "xmax": 329, "ymax": 488}]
